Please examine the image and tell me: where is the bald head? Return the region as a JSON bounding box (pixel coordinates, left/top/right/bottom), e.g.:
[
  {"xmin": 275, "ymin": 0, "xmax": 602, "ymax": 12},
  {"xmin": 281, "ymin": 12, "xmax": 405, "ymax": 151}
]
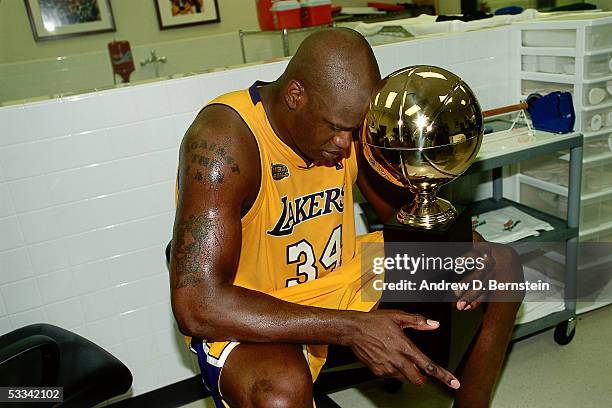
[
  {"xmin": 262, "ymin": 28, "xmax": 380, "ymax": 166},
  {"xmin": 280, "ymin": 28, "xmax": 380, "ymax": 102}
]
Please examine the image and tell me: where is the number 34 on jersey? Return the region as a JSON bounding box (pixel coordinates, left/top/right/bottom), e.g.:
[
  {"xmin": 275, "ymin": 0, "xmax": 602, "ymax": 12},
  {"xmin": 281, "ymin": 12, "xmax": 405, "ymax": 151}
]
[{"xmin": 285, "ymin": 225, "xmax": 342, "ymax": 287}]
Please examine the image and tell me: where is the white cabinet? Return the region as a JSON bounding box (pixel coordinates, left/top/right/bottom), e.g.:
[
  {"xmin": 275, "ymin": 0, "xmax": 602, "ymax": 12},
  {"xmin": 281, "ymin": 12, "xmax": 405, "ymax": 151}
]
[{"xmin": 513, "ymin": 13, "xmax": 612, "ymax": 314}]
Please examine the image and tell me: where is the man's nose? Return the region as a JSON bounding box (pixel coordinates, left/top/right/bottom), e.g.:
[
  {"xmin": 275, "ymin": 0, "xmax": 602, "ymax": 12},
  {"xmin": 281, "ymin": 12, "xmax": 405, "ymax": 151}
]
[{"xmin": 333, "ymin": 131, "xmax": 352, "ymax": 151}]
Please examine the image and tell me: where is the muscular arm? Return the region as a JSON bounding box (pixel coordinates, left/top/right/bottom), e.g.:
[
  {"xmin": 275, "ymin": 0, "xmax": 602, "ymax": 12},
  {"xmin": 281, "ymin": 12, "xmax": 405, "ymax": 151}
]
[
  {"xmin": 171, "ymin": 105, "xmax": 365, "ymax": 346},
  {"xmin": 170, "ymin": 106, "xmax": 459, "ymax": 388}
]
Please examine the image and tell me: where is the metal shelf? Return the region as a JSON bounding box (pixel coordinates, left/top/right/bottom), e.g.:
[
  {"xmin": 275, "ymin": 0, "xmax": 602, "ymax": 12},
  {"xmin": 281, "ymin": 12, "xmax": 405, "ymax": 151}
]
[
  {"xmin": 363, "ymin": 128, "xmax": 582, "ymax": 341},
  {"xmin": 480, "ymin": 128, "xmax": 582, "ymax": 337},
  {"xmin": 513, "ymin": 14, "xmax": 612, "ymax": 332},
  {"xmin": 470, "ymin": 198, "xmax": 577, "ymax": 243},
  {"xmin": 513, "ymin": 309, "xmax": 574, "ymax": 340}
]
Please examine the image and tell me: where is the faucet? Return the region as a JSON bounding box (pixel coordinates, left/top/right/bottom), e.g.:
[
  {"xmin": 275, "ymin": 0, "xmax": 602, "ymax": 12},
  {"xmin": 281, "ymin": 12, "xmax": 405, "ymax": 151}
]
[{"xmin": 140, "ymin": 50, "xmax": 167, "ymax": 77}]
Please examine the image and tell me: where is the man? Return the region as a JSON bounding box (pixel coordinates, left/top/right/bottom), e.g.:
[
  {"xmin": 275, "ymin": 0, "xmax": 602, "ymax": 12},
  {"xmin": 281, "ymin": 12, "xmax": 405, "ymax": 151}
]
[{"xmin": 170, "ymin": 28, "xmax": 523, "ymax": 408}]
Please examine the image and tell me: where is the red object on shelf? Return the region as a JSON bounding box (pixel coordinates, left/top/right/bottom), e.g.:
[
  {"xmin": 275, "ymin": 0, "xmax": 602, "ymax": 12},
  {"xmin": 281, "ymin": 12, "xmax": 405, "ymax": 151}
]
[
  {"xmin": 107, "ymin": 40, "xmax": 135, "ymax": 83},
  {"xmin": 301, "ymin": 0, "xmax": 332, "ymax": 26},
  {"xmin": 367, "ymin": 2, "xmax": 405, "ymax": 11},
  {"xmin": 272, "ymin": 0, "xmax": 302, "ymax": 29},
  {"xmin": 256, "ymin": 0, "xmax": 275, "ymax": 30}
]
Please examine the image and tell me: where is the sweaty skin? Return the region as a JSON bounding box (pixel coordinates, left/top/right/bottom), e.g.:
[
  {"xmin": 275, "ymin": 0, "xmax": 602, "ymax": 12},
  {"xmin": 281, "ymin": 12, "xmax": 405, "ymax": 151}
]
[{"xmin": 170, "ymin": 28, "xmax": 462, "ymax": 407}]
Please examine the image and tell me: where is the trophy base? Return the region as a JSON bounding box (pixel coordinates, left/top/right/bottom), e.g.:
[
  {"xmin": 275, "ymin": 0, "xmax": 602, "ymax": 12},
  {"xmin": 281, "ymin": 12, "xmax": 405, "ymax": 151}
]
[
  {"xmin": 380, "ymin": 205, "xmax": 478, "ymax": 370},
  {"xmin": 396, "ymin": 198, "xmax": 458, "ymax": 229},
  {"xmin": 384, "ymin": 204, "xmax": 472, "ymax": 243}
]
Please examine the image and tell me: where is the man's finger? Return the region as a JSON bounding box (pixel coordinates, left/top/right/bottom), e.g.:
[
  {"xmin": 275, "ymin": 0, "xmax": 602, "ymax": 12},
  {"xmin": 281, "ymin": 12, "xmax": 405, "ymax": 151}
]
[
  {"xmin": 454, "ymin": 256, "xmax": 496, "ymax": 299},
  {"xmin": 395, "ymin": 360, "xmax": 426, "ymax": 386},
  {"xmin": 457, "ymin": 285, "xmax": 488, "ymax": 310},
  {"xmin": 465, "ymin": 293, "xmax": 487, "ymax": 310},
  {"xmin": 412, "ymin": 352, "xmax": 461, "ymax": 389},
  {"xmin": 394, "ymin": 312, "xmax": 440, "ymax": 330},
  {"xmin": 454, "ymin": 269, "xmax": 476, "ymax": 298}
]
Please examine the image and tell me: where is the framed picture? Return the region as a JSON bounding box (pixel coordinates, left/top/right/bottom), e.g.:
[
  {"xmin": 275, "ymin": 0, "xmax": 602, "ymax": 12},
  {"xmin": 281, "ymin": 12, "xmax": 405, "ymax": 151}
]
[
  {"xmin": 24, "ymin": 0, "xmax": 116, "ymax": 41},
  {"xmin": 155, "ymin": 0, "xmax": 220, "ymax": 30}
]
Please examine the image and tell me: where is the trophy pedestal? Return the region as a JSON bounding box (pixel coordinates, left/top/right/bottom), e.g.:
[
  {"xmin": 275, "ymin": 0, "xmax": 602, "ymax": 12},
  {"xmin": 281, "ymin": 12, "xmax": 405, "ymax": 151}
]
[
  {"xmin": 382, "ymin": 205, "xmax": 472, "ymax": 243},
  {"xmin": 380, "ymin": 205, "xmax": 480, "ymax": 370}
]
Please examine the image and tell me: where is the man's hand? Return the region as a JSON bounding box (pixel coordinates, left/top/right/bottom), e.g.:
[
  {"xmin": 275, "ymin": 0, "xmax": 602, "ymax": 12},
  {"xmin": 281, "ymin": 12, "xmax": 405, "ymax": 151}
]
[
  {"xmin": 349, "ymin": 309, "xmax": 461, "ymax": 389},
  {"xmin": 454, "ymin": 231, "xmax": 496, "ymax": 311}
]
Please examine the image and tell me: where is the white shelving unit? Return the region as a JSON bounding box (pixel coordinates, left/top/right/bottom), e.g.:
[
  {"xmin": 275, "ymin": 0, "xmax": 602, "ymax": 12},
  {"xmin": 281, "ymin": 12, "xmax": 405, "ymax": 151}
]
[{"xmin": 512, "ymin": 12, "xmax": 612, "ymax": 314}]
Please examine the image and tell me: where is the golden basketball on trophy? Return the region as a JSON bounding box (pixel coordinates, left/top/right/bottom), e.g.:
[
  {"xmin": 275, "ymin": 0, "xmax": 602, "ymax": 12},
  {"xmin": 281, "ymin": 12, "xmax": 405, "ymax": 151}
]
[{"xmin": 361, "ymin": 65, "xmax": 484, "ymax": 235}]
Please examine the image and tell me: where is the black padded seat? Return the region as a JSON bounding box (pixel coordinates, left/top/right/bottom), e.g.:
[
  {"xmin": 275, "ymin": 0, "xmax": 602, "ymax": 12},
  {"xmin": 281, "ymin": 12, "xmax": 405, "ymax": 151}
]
[{"xmin": 0, "ymin": 323, "xmax": 133, "ymax": 407}]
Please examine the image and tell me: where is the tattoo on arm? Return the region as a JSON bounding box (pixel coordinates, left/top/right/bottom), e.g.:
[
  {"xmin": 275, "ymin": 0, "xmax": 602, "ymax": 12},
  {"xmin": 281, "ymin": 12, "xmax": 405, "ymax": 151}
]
[
  {"xmin": 186, "ymin": 139, "xmax": 240, "ymax": 185},
  {"xmin": 172, "ymin": 214, "xmax": 222, "ymax": 289}
]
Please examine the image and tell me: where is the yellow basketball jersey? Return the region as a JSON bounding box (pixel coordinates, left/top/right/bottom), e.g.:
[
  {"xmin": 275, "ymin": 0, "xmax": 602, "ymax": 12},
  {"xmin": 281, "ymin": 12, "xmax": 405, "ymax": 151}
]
[
  {"xmin": 223, "ymin": 83, "xmax": 358, "ymax": 292},
  {"xmin": 176, "ymin": 83, "xmax": 369, "ymax": 358},
  {"xmin": 177, "ymin": 82, "xmax": 359, "ymax": 292}
]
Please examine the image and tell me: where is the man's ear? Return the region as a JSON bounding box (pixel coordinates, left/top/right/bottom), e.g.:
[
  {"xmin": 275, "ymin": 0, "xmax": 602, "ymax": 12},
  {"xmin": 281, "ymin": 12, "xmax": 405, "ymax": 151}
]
[{"xmin": 284, "ymin": 80, "xmax": 305, "ymax": 110}]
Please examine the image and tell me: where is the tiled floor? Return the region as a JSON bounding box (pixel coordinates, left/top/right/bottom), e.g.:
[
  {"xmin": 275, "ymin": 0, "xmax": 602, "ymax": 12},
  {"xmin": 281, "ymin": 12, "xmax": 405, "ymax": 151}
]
[{"xmin": 180, "ymin": 305, "xmax": 612, "ymax": 407}]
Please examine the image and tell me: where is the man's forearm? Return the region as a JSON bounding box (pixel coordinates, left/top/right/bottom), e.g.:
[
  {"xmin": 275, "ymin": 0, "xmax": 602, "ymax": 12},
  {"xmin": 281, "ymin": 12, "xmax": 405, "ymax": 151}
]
[{"xmin": 174, "ymin": 284, "xmax": 363, "ymax": 346}]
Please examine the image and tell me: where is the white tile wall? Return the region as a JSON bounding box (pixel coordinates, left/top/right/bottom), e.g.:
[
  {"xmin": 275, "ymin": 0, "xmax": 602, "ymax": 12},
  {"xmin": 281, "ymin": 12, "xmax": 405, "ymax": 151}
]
[
  {"xmin": 0, "ymin": 105, "xmax": 32, "ymax": 146},
  {"xmin": 27, "ymin": 238, "xmax": 74, "ymax": 275},
  {"xmin": 73, "ymin": 260, "xmax": 111, "ymax": 296},
  {"xmin": 0, "ymin": 216, "xmax": 25, "ymax": 251},
  {"xmin": 0, "ymin": 317, "xmax": 10, "ymax": 334},
  {"xmin": 374, "ymin": 43, "xmax": 404, "ymax": 77},
  {"xmin": 419, "ymin": 37, "xmax": 449, "ymax": 67},
  {"xmin": 81, "ymin": 288, "xmax": 117, "ymax": 322},
  {"xmin": 44, "ymin": 298, "xmax": 85, "ymax": 329},
  {"xmin": 106, "ymin": 245, "xmax": 167, "ymax": 286},
  {"xmin": 87, "ymin": 314, "xmax": 124, "ymax": 347},
  {"xmin": 0, "ymin": 25, "xmax": 516, "ymax": 404},
  {"xmin": 37, "ymin": 268, "xmax": 77, "ymax": 304},
  {"xmin": 0, "ymin": 159, "xmax": 6, "ymax": 182},
  {"xmin": 0, "ymin": 295, "xmax": 6, "ymax": 316},
  {"xmin": 1, "ymin": 278, "xmax": 43, "ymax": 314},
  {"xmin": 0, "ymin": 248, "xmax": 34, "ymax": 285},
  {"xmin": 0, "ymin": 183, "xmax": 15, "ymax": 218},
  {"xmin": 8, "ymin": 307, "xmax": 48, "ymax": 330},
  {"xmin": 259, "ymin": 61, "xmax": 289, "ymax": 82}
]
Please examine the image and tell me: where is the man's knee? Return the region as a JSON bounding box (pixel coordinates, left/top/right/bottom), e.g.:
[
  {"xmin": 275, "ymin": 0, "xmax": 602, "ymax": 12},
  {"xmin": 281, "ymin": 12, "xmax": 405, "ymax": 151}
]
[{"xmin": 250, "ymin": 367, "xmax": 313, "ymax": 408}]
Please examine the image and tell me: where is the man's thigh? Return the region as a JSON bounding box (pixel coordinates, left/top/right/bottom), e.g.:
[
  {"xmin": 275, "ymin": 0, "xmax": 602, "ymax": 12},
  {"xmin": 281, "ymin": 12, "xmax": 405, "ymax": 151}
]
[{"xmin": 220, "ymin": 343, "xmax": 314, "ymax": 408}]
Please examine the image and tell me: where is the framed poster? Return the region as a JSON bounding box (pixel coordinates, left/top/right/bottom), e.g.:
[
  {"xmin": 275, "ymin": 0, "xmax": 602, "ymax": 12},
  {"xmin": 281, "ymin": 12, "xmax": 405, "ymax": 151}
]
[
  {"xmin": 155, "ymin": 0, "xmax": 220, "ymax": 29},
  {"xmin": 25, "ymin": 0, "xmax": 116, "ymax": 41}
]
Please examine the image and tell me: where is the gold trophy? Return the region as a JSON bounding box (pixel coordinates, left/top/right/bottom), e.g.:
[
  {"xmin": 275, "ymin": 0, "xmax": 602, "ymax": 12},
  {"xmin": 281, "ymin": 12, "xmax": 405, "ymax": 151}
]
[
  {"xmin": 361, "ymin": 65, "xmax": 484, "ymax": 242},
  {"xmin": 364, "ymin": 67, "xmax": 486, "ymax": 373}
]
